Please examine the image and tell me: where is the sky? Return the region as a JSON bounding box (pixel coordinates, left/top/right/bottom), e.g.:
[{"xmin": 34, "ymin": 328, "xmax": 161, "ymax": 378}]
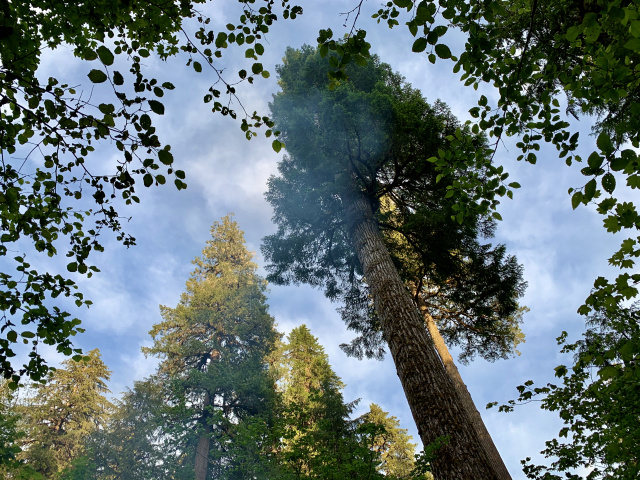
[{"xmin": 5, "ymin": 1, "xmax": 633, "ymax": 478}]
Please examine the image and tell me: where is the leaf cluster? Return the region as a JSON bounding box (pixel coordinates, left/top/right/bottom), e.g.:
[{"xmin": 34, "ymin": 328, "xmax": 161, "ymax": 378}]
[
  {"xmin": 492, "ymin": 303, "xmax": 640, "ymax": 480},
  {"xmin": 0, "ymin": 0, "xmax": 302, "ymax": 384}
]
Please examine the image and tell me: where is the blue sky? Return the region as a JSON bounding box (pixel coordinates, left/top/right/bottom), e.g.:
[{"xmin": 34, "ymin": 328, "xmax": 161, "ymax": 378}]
[{"xmin": 7, "ymin": 1, "xmax": 631, "ymax": 477}]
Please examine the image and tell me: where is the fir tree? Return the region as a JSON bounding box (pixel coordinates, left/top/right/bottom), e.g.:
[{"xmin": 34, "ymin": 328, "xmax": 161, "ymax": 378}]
[
  {"xmin": 360, "ymin": 404, "xmax": 416, "ymax": 479},
  {"xmin": 275, "ymin": 325, "xmax": 388, "ymax": 479},
  {"xmin": 143, "ymin": 215, "xmax": 279, "ymax": 480}
]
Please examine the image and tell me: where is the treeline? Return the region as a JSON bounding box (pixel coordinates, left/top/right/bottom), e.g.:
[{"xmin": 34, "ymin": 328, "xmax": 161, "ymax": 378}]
[{"xmin": 0, "ymin": 216, "xmax": 425, "ymax": 480}]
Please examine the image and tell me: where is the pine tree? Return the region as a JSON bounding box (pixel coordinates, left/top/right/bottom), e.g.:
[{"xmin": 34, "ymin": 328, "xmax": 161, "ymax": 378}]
[
  {"xmin": 262, "ymin": 46, "xmax": 524, "ymax": 479},
  {"xmin": 18, "ymin": 349, "xmax": 113, "ymax": 479},
  {"xmin": 143, "ymin": 215, "xmax": 279, "ymax": 480}
]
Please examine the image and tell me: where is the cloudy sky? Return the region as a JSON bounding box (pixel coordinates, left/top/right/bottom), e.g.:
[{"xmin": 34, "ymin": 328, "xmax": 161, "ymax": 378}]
[{"xmin": 9, "ymin": 1, "xmax": 630, "ymax": 477}]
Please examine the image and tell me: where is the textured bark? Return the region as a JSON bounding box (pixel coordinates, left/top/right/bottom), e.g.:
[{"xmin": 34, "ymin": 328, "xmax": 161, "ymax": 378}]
[
  {"xmin": 419, "ymin": 300, "xmax": 512, "ymax": 480},
  {"xmin": 346, "ymin": 189, "xmax": 500, "ymax": 480},
  {"xmin": 194, "ymin": 392, "xmax": 212, "ymax": 480}
]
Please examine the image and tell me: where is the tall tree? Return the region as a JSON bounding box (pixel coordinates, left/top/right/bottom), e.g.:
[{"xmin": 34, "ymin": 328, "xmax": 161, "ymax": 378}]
[
  {"xmin": 80, "ymin": 378, "xmax": 172, "ymax": 480},
  {"xmin": 0, "ymin": 381, "xmax": 39, "ymax": 479},
  {"xmin": 262, "ymin": 46, "xmax": 524, "ymax": 479},
  {"xmin": 17, "ymin": 349, "xmax": 113, "ymax": 479},
  {"xmin": 275, "ymin": 325, "xmax": 389, "ymax": 480},
  {"xmin": 143, "ymin": 215, "xmax": 279, "ymax": 480}
]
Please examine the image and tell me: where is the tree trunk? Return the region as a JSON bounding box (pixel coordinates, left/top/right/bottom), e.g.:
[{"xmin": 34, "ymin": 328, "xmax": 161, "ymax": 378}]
[
  {"xmin": 418, "ymin": 299, "xmax": 512, "ymax": 480},
  {"xmin": 345, "ymin": 188, "xmax": 502, "ymax": 480},
  {"xmin": 194, "ymin": 392, "xmax": 212, "ymax": 480}
]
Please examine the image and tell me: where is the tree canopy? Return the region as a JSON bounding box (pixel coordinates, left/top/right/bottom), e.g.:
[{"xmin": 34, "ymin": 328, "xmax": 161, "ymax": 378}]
[
  {"xmin": 262, "ymin": 45, "xmax": 524, "ymax": 479},
  {"xmin": 0, "ymin": 0, "xmax": 303, "ymax": 385},
  {"xmin": 264, "ymin": 45, "xmax": 525, "ymax": 367},
  {"xmin": 11, "ymin": 349, "xmax": 112, "ymax": 478}
]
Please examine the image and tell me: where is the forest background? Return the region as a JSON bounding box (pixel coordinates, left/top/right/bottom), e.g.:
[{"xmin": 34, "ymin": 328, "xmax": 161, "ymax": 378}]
[{"xmin": 1, "ymin": 0, "xmax": 630, "ymax": 478}]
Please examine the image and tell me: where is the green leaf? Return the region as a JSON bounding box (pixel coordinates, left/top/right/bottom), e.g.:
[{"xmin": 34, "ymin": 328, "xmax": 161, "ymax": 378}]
[
  {"xmin": 610, "ymin": 155, "xmax": 629, "ymax": 172},
  {"xmin": 584, "ymin": 178, "xmax": 597, "ymax": 200},
  {"xmin": 602, "ymin": 173, "xmax": 616, "ymax": 193},
  {"xmin": 434, "ymin": 43, "xmax": 451, "ymax": 59},
  {"xmin": 87, "ymin": 69, "xmax": 108, "ymax": 83},
  {"xmin": 96, "ymin": 45, "xmax": 114, "ymax": 66},
  {"xmin": 571, "ymin": 191, "xmax": 583, "ymax": 209},
  {"xmin": 587, "ymin": 151, "xmax": 603, "ymax": 170},
  {"xmin": 148, "ymin": 100, "xmax": 165, "ymax": 115},
  {"xmin": 598, "ymin": 365, "xmax": 618, "ymax": 380},
  {"xmin": 140, "ymin": 114, "xmax": 152, "ymax": 129},
  {"xmin": 193, "ymin": 61, "xmax": 202, "ymax": 73},
  {"xmin": 7, "ymin": 331, "xmax": 17, "ymax": 343},
  {"xmin": 597, "ymin": 131, "xmax": 614, "ymax": 155},
  {"xmin": 98, "ymin": 103, "xmax": 115, "ymax": 114},
  {"xmin": 272, "ymin": 139, "xmax": 283, "ymax": 153},
  {"xmin": 393, "ymin": 0, "xmax": 412, "ymax": 8},
  {"xmin": 412, "ymin": 38, "xmax": 428, "ymax": 53},
  {"xmin": 113, "ymin": 71, "xmax": 124, "ymax": 86},
  {"xmin": 252, "ymin": 62, "xmax": 263, "ymax": 74},
  {"xmin": 158, "ymin": 149, "xmax": 173, "ymax": 166},
  {"xmin": 143, "ymin": 173, "xmax": 153, "ymax": 187},
  {"xmin": 67, "ymin": 262, "xmax": 78, "ymax": 272},
  {"xmin": 83, "ymin": 49, "xmax": 98, "ymax": 61},
  {"xmin": 554, "ymin": 365, "xmax": 567, "ymax": 377},
  {"xmin": 565, "ymin": 26, "xmax": 581, "ymax": 41},
  {"xmin": 215, "ymin": 32, "xmax": 228, "ymax": 48}
]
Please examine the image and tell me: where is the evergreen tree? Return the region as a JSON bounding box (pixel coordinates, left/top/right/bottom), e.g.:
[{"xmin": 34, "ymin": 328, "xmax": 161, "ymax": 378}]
[
  {"xmin": 262, "ymin": 46, "xmax": 524, "ymax": 479},
  {"xmin": 275, "ymin": 325, "xmax": 383, "ymax": 479},
  {"xmin": 18, "ymin": 350, "xmax": 113, "ymax": 479},
  {"xmin": 143, "ymin": 215, "xmax": 279, "ymax": 480},
  {"xmin": 361, "ymin": 404, "xmax": 416, "ymax": 479},
  {"xmin": 82, "ymin": 378, "xmax": 171, "ymax": 480}
]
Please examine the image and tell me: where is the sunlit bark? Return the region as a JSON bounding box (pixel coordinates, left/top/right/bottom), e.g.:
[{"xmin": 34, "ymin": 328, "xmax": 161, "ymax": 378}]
[{"xmin": 346, "ymin": 188, "xmax": 500, "ymax": 479}]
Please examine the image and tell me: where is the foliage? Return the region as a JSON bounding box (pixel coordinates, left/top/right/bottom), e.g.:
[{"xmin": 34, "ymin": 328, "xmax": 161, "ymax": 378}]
[
  {"xmin": 143, "ymin": 215, "xmax": 280, "ymax": 479},
  {"xmin": 275, "ymin": 325, "xmax": 395, "ymax": 479},
  {"xmin": 324, "ymin": 0, "xmax": 640, "ymax": 308},
  {"xmin": 490, "ymin": 303, "xmax": 640, "ymax": 479},
  {"xmin": 76, "ymin": 378, "xmax": 172, "ymax": 480},
  {"xmin": 0, "ymin": 0, "xmax": 303, "ymax": 385},
  {"xmin": 311, "ymin": 2, "xmax": 640, "ymax": 476},
  {"xmin": 360, "ymin": 403, "xmax": 417, "ymax": 479},
  {"xmin": 263, "ymin": 45, "xmax": 525, "ymax": 364},
  {"xmin": 16, "ymin": 350, "xmax": 112, "ymax": 479},
  {"xmin": 0, "ymin": 382, "xmax": 40, "ymax": 479}
]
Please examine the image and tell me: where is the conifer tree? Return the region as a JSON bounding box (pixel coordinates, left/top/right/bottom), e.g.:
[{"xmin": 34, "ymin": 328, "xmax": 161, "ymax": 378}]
[
  {"xmin": 275, "ymin": 325, "xmax": 384, "ymax": 479},
  {"xmin": 84, "ymin": 378, "xmax": 171, "ymax": 480},
  {"xmin": 144, "ymin": 215, "xmax": 279, "ymax": 480},
  {"xmin": 262, "ymin": 46, "xmax": 524, "ymax": 479},
  {"xmin": 361, "ymin": 404, "xmax": 416, "ymax": 479},
  {"xmin": 18, "ymin": 349, "xmax": 113, "ymax": 479}
]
